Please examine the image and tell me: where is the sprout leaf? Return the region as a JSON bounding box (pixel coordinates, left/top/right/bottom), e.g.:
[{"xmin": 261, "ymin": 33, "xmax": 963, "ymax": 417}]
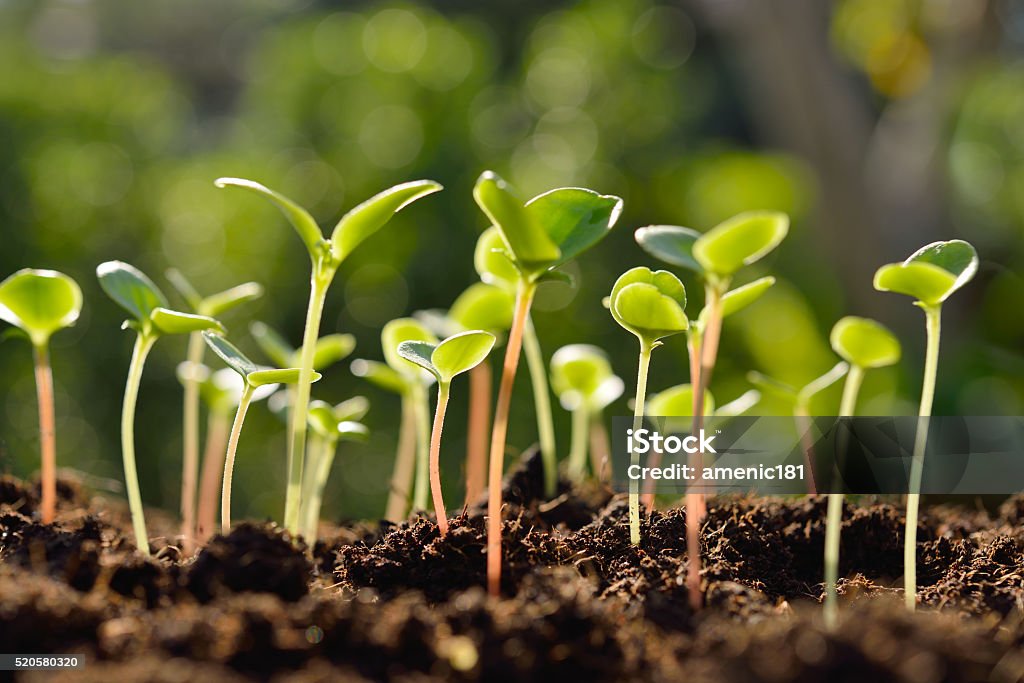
[
  {"xmin": 97, "ymin": 261, "xmax": 168, "ymax": 324},
  {"xmin": 609, "ymin": 267, "xmax": 688, "ymax": 344},
  {"xmin": 331, "ymin": 180, "xmax": 443, "ymax": 262},
  {"xmin": 873, "ymin": 240, "xmax": 978, "ymax": 307},
  {"xmin": 0, "ymin": 269, "xmax": 83, "ymax": 347},
  {"xmin": 449, "ymin": 283, "xmax": 515, "ymax": 333},
  {"xmin": 474, "ymin": 172, "xmax": 559, "ymax": 272},
  {"xmin": 526, "ymin": 187, "xmax": 623, "ymax": 267},
  {"xmin": 151, "ymin": 308, "xmax": 224, "ymax": 336},
  {"xmin": 634, "ymin": 225, "xmax": 702, "ymax": 272},
  {"xmin": 692, "ymin": 211, "xmax": 789, "ymax": 277},
  {"xmin": 215, "ymin": 178, "xmax": 324, "ymax": 257},
  {"xmin": 830, "ymin": 316, "xmax": 901, "ymax": 369}
]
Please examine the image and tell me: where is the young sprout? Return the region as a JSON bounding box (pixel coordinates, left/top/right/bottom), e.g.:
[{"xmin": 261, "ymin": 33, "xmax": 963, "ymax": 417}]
[
  {"xmin": 166, "ymin": 268, "xmax": 263, "ymax": 552},
  {"xmin": 549, "ymin": 344, "xmax": 624, "ymax": 483},
  {"xmin": 202, "ymin": 332, "xmax": 319, "ymax": 532},
  {"xmin": 637, "ymin": 213, "xmax": 787, "ymax": 609},
  {"xmin": 474, "ymin": 171, "xmax": 622, "ymax": 596},
  {"xmin": 397, "ymin": 331, "xmax": 496, "ymax": 535},
  {"xmin": 608, "ymin": 267, "xmax": 689, "ymax": 546},
  {"xmin": 216, "ymin": 176, "xmax": 441, "ymax": 534},
  {"xmin": 873, "ymin": 239, "xmax": 977, "ymax": 610},
  {"xmin": 823, "ymin": 316, "xmax": 900, "ymax": 628},
  {"xmin": 301, "ymin": 397, "xmax": 369, "ymax": 542},
  {"xmin": 0, "ymin": 269, "xmax": 83, "ymax": 524},
  {"xmin": 97, "ymin": 261, "xmax": 224, "ymax": 555}
]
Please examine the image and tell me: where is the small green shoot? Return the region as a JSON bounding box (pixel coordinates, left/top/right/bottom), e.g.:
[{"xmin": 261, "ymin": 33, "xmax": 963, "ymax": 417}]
[
  {"xmin": 549, "ymin": 344, "xmax": 624, "ymax": 483},
  {"xmin": 823, "ymin": 316, "xmax": 900, "ymax": 629},
  {"xmin": 202, "ymin": 332, "xmax": 319, "ymax": 532},
  {"xmin": 873, "ymin": 239, "xmax": 977, "ymax": 610},
  {"xmin": 608, "ymin": 266, "xmax": 688, "ymax": 546},
  {"xmin": 97, "ymin": 261, "xmax": 223, "ymax": 555},
  {"xmin": 0, "ymin": 269, "xmax": 83, "ymax": 524},
  {"xmin": 216, "ymin": 176, "xmax": 441, "ymax": 535},
  {"xmin": 398, "ymin": 330, "xmax": 495, "ymax": 535},
  {"xmin": 474, "ymin": 171, "xmax": 622, "ymax": 596}
]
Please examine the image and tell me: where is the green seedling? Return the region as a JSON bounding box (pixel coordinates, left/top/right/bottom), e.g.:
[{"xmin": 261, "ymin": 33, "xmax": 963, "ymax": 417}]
[
  {"xmin": 608, "ymin": 266, "xmax": 689, "ymax": 546},
  {"xmin": 474, "ymin": 170, "xmax": 622, "ymax": 596},
  {"xmin": 549, "ymin": 344, "xmax": 624, "ymax": 483},
  {"xmin": 636, "ymin": 213, "xmax": 787, "ymax": 610},
  {"xmin": 398, "ymin": 331, "xmax": 496, "ymax": 535},
  {"xmin": 202, "ymin": 331, "xmax": 319, "ymax": 532},
  {"xmin": 301, "ymin": 397, "xmax": 369, "ymax": 542},
  {"xmin": 0, "ymin": 269, "xmax": 83, "ymax": 524},
  {"xmin": 97, "ymin": 261, "xmax": 224, "ymax": 555},
  {"xmin": 823, "ymin": 316, "xmax": 900, "ymax": 628},
  {"xmin": 166, "ymin": 268, "xmax": 263, "ymax": 551},
  {"xmin": 874, "ymin": 239, "xmax": 977, "ymax": 610},
  {"xmin": 216, "ymin": 176, "xmax": 441, "ymax": 535},
  {"xmin": 176, "ymin": 363, "xmax": 277, "ymax": 542}
]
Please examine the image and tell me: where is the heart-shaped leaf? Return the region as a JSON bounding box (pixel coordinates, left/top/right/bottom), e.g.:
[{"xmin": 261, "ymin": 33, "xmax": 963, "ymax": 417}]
[
  {"xmin": 692, "ymin": 211, "xmax": 789, "ymax": 278},
  {"xmin": 0, "ymin": 269, "xmax": 83, "ymax": 347},
  {"xmin": 199, "ymin": 282, "xmax": 264, "ymax": 317},
  {"xmin": 449, "ymin": 283, "xmax": 515, "ymax": 333},
  {"xmin": 382, "ymin": 318, "xmax": 438, "ymax": 379},
  {"xmin": 647, "ymin": 384, "xmax": 715, "ymax": 417},
  {"xmin": 474, "ymin": 226, "xmax": 519, "ymax": 290},
  {"xmin": 550, "ymin": 344, "xmax": 614, "ymax": 410},
  {"xmin": 526, "ymin": 187, "xmax": 623, "ymax": 268},
  {"xmin": 351, "ymin": 358, "xmax": 407, "ymax": 394},
  {"xmin": 830, "ymin": 316, "xmax": 901, "ymax": 369},
  {"xmin": 474, "ymin": 171, "xmax": 560, "ymax": 273},
  {"xmin": 331, "ymin": 180, "xmax": 443, "ymax": 262},
  {"xmin": 312, "ymin": 333, "xmax": 356, "ymax": 370},
  {"xmin": 397, "ymin": 331, "xmax": 496, "ymax": 384},
  {"xmin": 634, "ymin": 225, "xmax": 702, "ymax": 272},
  {"xmin": 715, "ymin": 276, "xmax": 776, "ymax": 320},
  {"xmin": 151, "ymin": 308, "xmax": 224, "ymax": 336},
  {"xmin": 250, "ymin": 321, "xmax": 295, "ymax": 368},
  {"xmin": 215, "ymin": 178, "xmax": 324, "ymax": 257},
  {"xmin": 97, "ymin": 261, "xmax": 168, "ymax": 325},
  {"xmin": 609, "ymin": 267, "xmax": 688, "ymax": 344},
  {"xmin": 873, "ymin": 240, "xmax": 978, "ymax": 307}
]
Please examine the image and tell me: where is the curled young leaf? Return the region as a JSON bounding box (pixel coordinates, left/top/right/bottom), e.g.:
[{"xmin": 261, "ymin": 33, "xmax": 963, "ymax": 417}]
[
  {"xmin": 215, "ymin": 178, "xmax": 324, "ymax": 258},
  {"xmin": 692, "ymin": 211, "xmax": 789, "ymax": 278},
  {"xmin": 97, "ymin": 261, "xmax": 168, "ymax": 325},
  {"xmin": 331, "ymin": 180, "xmax": 443, "ymax": 262},
  {"xmin": 609, "ymin": 267, "xmax": 688, "ymax": 344},
  {"xmin": 830, "ymin": 316, "xmax": 901, "ymax": 369},
  {"xmin": 634, "ymin": 225, "xmax": 702, "ymax": 272},
  {"xmin": 0, "ymin": 269, "xmax": 83, "ymax": 347},
  {"xmin": 873, "ymin": 240, "xmax": 978, "ymax": 307}
]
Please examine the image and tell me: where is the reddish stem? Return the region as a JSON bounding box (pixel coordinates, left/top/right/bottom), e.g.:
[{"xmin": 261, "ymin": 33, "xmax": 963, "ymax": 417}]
[
  {"xmin": 196, "ymin": 411, "xmax": 230, "ymax": 543},
  {"xmin": 465, "ymin": 362, "xmax": 491, "ymax": 506},
  {"xmin": 33, "ymin": 345, "xmax": 56, "ymax": 525},
  {"xmin": 430, "ymin": 384, "xmax": 451, "ymax": 535},
  {"xmin": 589, "ymin": 416, "xmax": 610, "ymax": 482},
  {"xmin": 487, "ymin": 281, "xmax": 535, "ymax": 597}
]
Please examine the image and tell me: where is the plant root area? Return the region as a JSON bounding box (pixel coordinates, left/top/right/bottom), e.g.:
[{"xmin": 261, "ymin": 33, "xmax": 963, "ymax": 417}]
[{"xmin": 4, "ymin": 453, "xmax": 1024, "ymax": 682}]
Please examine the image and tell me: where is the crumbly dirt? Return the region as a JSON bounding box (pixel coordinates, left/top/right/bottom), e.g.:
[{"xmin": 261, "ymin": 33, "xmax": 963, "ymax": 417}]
[{"xmin": 3, "ymin": 454, "xmax": 1024, "ymax": 682}]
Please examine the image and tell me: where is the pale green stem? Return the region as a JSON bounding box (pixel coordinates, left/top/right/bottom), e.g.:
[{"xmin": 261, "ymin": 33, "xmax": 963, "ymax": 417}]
[
  {"xmin": 412, "ymin": 382, "xmax": 432, "ymax": 511},
  {"xmin": 180, "ymin": 331, "xmax": 204, "ymax": 551},
  {"xmin": 302, "ymin": 435, "xmax": 338, "ymax": 542},
  {"xmin": 523, "ymin": 316, "xmax": 557, "ymax": 498},
  {"xmin": 906, "ymin": 305, "xmax": 941, "ymax": 611},
  {"xmin": 122, "ymin": 332, "xmax": 158, "ymax": 556},
  {"xmin": 299, "ymin": 433, "xmax": 326, "ymax": 534},
  {"xmin": 630, "ymin": 341, "xmax": 653, "ymax": 546},
  {"xmin": 430, "ymin": 382, "xmax": 451, "ymax": 535},
  {"xmin": 222, "ymin": 383, "xmax": 255, "ymax": 534},
  {"xmin": 32, "ymin": 343, "xmax": 57, "ymax": 525},
  {"xmin": 285, "ymin": 268, "xmax": 332, "ymax": 534},
  {"xmin": 385, "ymin": 392, "xmax": 416, "ymax": 521},
  {"xmin": 824, "ymin": 363, "xmax": 864, "ymax": 630},
  {"xmin": 567, "ymin": 407, "xmax": 589, "ymax": 483}
]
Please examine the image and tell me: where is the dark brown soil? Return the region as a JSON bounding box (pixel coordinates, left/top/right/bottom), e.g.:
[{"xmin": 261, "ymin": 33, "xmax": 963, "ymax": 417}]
[{"xmin": 3, "ymin": 454, "xmax": 1024, "ymax": 682}]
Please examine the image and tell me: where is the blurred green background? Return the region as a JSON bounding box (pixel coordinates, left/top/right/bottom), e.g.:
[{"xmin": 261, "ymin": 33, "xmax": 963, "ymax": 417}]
[{"xmin": 1, "ymin": 0, "xmax": 1022, "ymax": 524}]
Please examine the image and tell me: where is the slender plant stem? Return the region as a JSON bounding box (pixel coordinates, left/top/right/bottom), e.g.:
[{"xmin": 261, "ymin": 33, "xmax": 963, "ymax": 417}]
[
  {"xmin": 522, "ymin": 316, "xmax": 557, "ymax": 498},
  {"xmin": 589, "ymin": 414, "xmax": 610, "ymax": 481},
  {"xmin": 299, "ymin": 433, "xmax": 326, "ymax": 537},
  {"xmin": 180, "ymin": 331, "xmax": 204, "ymax": 552},
  {"xmin": 196, "ymin": 410, "xmax": 230, "ymax": 542},
  {"xmin": 222, "ymin": 384, "xmax": 255, "ymax": 533},
  {"xmin": 32, "ymin": 343, "xmax": 57, "ymax": 524},
  {"xmin": 122, "ymin": 333, "xmax": 157, "ymax": 556},
  {"xmin": 412, "ymin": 382, "xmax": 431, "ymax": 511},
  {"xmin": 385, "ymin": 393, "xmax": 416, "ymax": 521},
  {"xmin": 567, "ymin": 407, "xmax": 590, "ymax": 483},
  {"xmin": 824, "ymin": 363, "xmax": 864, "ymax": 629},
  {"xmin": 285, "ymin": 269, "xmax": 332, "ymax": 534},
  {"xmin": 906, "ymin": 305, "xmax": 941, "ymax": 611},
  {"xmin": 630, "ymin": 341, "xmax": 653, "ymax": 546},
  {"xmin": 302, "ymin": 436, "xmax": 338, "ymax": 542},
  {"xmin": 487, "ymin": 279, "xmax": 536, "ymax": 597},
  {"xmin": 465, "ymin": 362, "xmax": 491, "ymax": 506},
  {"xmin": 430, "ymin": 382, "xmax": 452, "ymax": 535}
]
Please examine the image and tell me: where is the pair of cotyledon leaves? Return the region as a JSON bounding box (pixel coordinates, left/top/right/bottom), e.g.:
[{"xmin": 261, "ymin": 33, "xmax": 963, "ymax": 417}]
[
  {"xmin": 350, "ymin": 317, "xmax": 441, "ymax": 395},
  {"xmin": 0, "ymin": 269, "xmax": 83, "ymax": 347},
  {"xmin": 249, "ymin": 321, "xmax": 356, "ymax": 374},
  {"xmin": 549, "ymin": 344, "xmax": 624, "ymax": 413},
  {"xmin": 873, "ymin": 240, "xmax": 978, "ymax": 309},
  {"xmin": 307, "ymin": 396, "xmax": 370, "ymax": 444},
  {"xmin": 396, "ymin": 330, "xmax": 496, "ymax": 386},
  {"xmin": 202, "ymin": 331, "xmax": 319, "ymax": 389}
]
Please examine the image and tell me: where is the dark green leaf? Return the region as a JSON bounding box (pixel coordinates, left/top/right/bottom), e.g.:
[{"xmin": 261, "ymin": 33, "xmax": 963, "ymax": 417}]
[
  {"xmin": 97, "ymin": 261, "xmax": 168, "ymax": 324},
  {"xmin": 634, "ymin": 225, "xmax": 702, "ymax": 272}
]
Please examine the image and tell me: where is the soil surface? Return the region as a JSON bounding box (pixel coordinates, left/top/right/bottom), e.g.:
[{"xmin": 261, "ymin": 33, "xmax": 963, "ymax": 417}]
[{"xmin": 3, "ymin": 454, "xmax": 1024, "ymax": 682}]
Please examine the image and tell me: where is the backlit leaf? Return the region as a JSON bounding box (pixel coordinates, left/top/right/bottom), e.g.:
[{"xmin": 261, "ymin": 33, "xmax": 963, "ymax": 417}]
[
  {"xmin": 331, "ymin": 180, "xmax": 442, "ymax": 262},
  {"xmin": 0, "ymin": 269, "xmax": 83, "ymax": 346},
  {"xmin": 830, "ymin": 316, "xmax": 901, "ymax": 369},
  {"xmin": 634, "ymin": 225, "xmax": 702, "ymax": 272},
  {"xmin": 97, "ymin": 261, "xmax": 168, "ymax": 325},
  {"xmin": 692, "ymin": 211, "xmax": 789, "ymax": 277},
  {"xmin": 215, "ymin": 177, "xmax": 324, "ymax": 257}
]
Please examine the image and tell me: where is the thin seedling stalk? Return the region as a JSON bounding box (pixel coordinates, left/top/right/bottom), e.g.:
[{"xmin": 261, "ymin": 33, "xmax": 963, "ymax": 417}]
[
  {"xmin": 222, "ymin": 384, "xmax": 256, "ymax": 533},
  {"xmin": 122, "ymin": 333, "xmax": 157, "ymax": 555},
  {"xmin": 589, "ymin": 417, "xmax": 610, "ymax": 481},
  {"xmin": 196, "ymin": 409, "xmax": 231, "ymax": 542},
  {"xmin": 567, "ymin": 405, "xmax": 589, "ymax": 482},
  {"xmin": 629, "ymin": 340, "xmax": 654, "ymax": 545},
  {"xmin": 465, "ymin": 362, "xmax": 491, "ymax": 506},
  {"xmin": 430, "ymin": 382, "xmax": 452, "ymax": 535},
  {"xmin": 180, "ymin": 331, "xmax": 205, "ymax": 551},
  {"xmin": 824, "ymin": 363, "xmax": 864, "ymax": 629},
  {"xmin": 487, "ymin": 280, "xmax": 537, "ymax": 596},
  {"xmin": 32, "ymin": 344, "xmax": 57, "ymax": 524},
  {"xmin": 302, "ymin": 435, "xmax": 338, "ymax": 542},
  {"xmin": 385, "ymin": 393, "xmax": 416, "ymax": 521},
  {"xmin": 522, "ymin": 317, "xmax": 557, "ymax": 498},
  {"xmin": 412, "ymin": 382, "xmax": 431, "ymax": 511},
  {"xmin": 906, "ymin": 305, "xmax": 941, "ymax": 610}
]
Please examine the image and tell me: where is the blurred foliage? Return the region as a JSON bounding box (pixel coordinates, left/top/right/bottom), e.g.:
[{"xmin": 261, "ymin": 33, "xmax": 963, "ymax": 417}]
[{"xmin": 0, "ymin": 0, "xmax": 1021, "ymax": 522}]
